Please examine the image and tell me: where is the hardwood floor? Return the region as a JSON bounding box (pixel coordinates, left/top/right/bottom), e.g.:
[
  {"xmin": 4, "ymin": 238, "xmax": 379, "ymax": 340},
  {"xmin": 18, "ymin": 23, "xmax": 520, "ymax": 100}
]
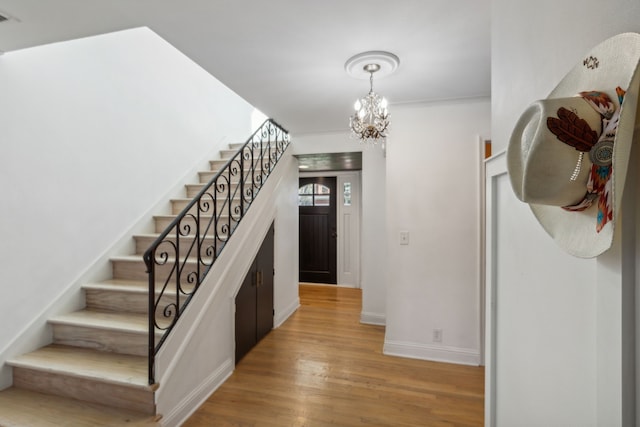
[{"xmin": 184, "ymin": 284, "xmax": 484, "ymax": 426}]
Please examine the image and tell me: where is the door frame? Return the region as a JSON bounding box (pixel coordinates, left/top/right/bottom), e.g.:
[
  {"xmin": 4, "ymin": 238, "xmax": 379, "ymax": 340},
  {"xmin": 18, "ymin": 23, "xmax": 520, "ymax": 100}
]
[
  {"xmin": 478, "ymin": 135, "xmax": 490, "ymax": 367},
  {"xmin": 299, "ymin": 171, "xmax": 361, "ymax": 288}
]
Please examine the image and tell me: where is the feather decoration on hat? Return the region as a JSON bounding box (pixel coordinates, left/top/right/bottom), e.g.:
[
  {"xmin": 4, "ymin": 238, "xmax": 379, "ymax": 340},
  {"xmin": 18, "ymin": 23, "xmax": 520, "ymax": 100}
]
[
  {"xmin": 546, "ymin": 108, "xmax": 598, "ymax": 152},
  {"xmin": 579, "ymin": 91, "xmax": 615, "ymax": 118}
]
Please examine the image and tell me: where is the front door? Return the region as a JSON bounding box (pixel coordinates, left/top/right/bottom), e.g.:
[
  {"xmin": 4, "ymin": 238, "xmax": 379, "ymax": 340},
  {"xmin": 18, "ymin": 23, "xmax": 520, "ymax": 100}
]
[{"xmin": 298, "ymin": 177, "xmax": 337, "ymax": 284}]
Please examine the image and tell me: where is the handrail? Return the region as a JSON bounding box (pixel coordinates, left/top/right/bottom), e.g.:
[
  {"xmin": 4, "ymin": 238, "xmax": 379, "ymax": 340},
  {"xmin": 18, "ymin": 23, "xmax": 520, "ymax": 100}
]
[{"xmin": 143, "ymin": 119, "xmax": 290, "ymax": 384}]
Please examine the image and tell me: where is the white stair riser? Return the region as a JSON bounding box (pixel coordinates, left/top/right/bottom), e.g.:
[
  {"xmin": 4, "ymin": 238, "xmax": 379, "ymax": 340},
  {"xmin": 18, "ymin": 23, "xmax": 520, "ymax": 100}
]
[
  {"xmin": 85, "ymin": 288, "xmax": 174, "ymax": 314},
  {"xmin": 112, "ymin": 258, "xmax": 206, "ymax": 284},
  {"xmin": 170, "ymin": 197, "xmax": 243, "ymax": 216},
  {"xmin": 51, "ymin": 325, "xmax": 151, "ymax": 357},
  {"xmin": 134, "ymin": 235, "xmax": 220, "ymax": 255},
  {"xmin": 210, "ymin": 157, "xmax": 275, "ymax": 171},
  {"xmin": 185, "ymin": 181, "xmax": 247, "ymax": 198},
  {"xmin": 196, "ymin": 172, "xmax": 270, "ymax": 191},
  {"xmin": 198, "ymin": 170, "xmax": 266, "ymax": 184},
  {"xmin": 85, "ymin": 289, "xmax": 179, "ymax": 320},
  {"xmin": 218, "ymin": 146, "xmax": 279, "ymax": 160},
  {"xmin": 153, "ymin": 215, "xmax": 236, "ymax": 236},
  {"xmin": 219, "ymin": 149, "xmax": 239, "ymax": 159},
  {"xmin": 12, "ymin": 368, "xmax": 155, "ymax": 415}
]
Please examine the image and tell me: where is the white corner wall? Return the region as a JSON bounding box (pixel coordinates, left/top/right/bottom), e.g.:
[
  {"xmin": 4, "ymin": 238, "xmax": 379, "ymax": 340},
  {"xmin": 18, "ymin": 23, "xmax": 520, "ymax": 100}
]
[
  {"xmin": 0, "ymin": 27, "xmax": 254, "ymax": 387},
  {"xmin": 383, "ymin": 99, "xmax": 490, "ymax": 365},
  {"xmin": 491, "ymin": 1, "xmax": 640, "ymax": 425},
  {"xmin": 486, "ymin": 154, "xmax": 598, "ymax": 426}
]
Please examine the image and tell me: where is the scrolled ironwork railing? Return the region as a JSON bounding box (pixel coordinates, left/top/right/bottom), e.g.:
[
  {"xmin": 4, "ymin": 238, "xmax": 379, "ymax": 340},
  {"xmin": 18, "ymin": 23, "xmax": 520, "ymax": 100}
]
[{"xmin": 143, "ymin": 119, "xmax": 290, "ymax": 384}]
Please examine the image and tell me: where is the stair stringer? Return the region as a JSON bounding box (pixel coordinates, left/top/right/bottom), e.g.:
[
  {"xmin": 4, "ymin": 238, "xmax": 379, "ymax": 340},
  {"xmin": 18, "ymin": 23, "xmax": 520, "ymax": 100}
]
[
  {"xmin": 153, "ymin": 149, "xmax": 300, "ymax": 426},
  {"xmin": 0, "ymin": 139, "xmax": 236, "ymax": 391}
]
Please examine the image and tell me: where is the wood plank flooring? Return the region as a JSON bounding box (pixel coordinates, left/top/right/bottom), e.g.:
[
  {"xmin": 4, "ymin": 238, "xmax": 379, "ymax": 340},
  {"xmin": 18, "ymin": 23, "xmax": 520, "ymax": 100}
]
[{"xmin": 184, "ymin": 284, "xmax": 484, "ymax": 426}]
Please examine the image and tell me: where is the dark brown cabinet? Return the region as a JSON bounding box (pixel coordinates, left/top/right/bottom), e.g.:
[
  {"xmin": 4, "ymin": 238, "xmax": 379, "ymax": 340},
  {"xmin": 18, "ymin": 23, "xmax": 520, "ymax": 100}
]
[{"xmin": 234, "ymin": 223, "xmax": 274, "ymax": 363}]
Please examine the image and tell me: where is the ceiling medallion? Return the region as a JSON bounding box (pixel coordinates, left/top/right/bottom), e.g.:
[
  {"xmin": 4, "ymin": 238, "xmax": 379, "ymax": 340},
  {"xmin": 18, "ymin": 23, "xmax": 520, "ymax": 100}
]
[{"xmin": 345, "ymin": 51, "xmax": 399, "ymax": 145}]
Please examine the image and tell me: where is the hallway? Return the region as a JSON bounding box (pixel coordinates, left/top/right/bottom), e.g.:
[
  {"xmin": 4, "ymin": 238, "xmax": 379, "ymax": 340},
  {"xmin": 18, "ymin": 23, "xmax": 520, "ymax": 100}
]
[{"xmin": 184, "ymin": 284, "xmax": 484, "ymax": 426}]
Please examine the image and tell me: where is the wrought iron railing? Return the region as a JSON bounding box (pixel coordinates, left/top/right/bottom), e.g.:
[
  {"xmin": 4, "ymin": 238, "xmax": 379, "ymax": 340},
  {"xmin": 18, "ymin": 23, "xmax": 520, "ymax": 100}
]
[{"xmin": 143, "ymin": 119, "xmax": 290, "ymax": 384}]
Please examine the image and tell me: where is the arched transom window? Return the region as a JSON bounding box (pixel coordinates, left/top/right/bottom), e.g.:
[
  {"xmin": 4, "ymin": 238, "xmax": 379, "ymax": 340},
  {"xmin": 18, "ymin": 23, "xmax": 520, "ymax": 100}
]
[{"xmin": 298, "ymin": 183, "xmax": 331, "ymax": 206}]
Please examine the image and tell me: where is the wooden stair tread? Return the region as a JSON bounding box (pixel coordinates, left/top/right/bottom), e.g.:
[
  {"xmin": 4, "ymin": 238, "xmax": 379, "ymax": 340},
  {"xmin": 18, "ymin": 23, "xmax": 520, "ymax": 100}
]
[
  {"xmin": 111, "ymin": 254, "xmax": 201, "ymax": 263},
  {"xmin": 49, "ymin": 310, "xmax": 151, "ymax": 334},
  {"xmin": 170, "ymin": 197, "xmax": 241, "ymax": 203},
  {"xmin": 84, "ymin": 280, "xmax": 178, "ymax": 292},
  {"xmin": 135, "ymin": 232, "xmax": 216, "ymax": 236},
  {"xmin": 83, "ymin": 280, "xmax": 178, "ymax": 295},
  {"xmin": 171, "ymin": 186, "xmax": 245, "ymax": 193},
  {"xmin": 0, "ymin": 388, "xmax": 160, "ymax": 426},
  {"xmin": 134, "ymin": 233, "xmax": 222, "ymax": 240},
  {"xmin": 83, "ymin": 280, "xmax": 148, "ymax": 292},
  {"xmin": 153, "ymin": 214, "xmax": 232, "ymax": 222},
  {"xmin": 8, "ymin": 345, "xmax": 152, "ymax": 389}
]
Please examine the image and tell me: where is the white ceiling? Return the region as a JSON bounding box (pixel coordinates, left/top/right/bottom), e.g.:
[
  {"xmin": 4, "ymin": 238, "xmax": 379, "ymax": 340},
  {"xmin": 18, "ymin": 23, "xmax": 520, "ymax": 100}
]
[{"xmin": 0, "ymin": 0, "xmax": 491, "ymax": 135}]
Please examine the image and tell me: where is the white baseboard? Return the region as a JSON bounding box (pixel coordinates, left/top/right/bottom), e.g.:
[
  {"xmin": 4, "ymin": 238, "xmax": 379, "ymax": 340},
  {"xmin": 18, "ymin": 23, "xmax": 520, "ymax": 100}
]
[
  {"xmin": 161, "ymin": 357, "xmax": 234, "ymax": 427},
  {"xmin": 360, "ymin": 312, "xmax": 386, "ymax": 326},
  {"xmin": 275, "ymin": 297, "xmax": 300, "ymax": 328},
  {"xmin": 383, "ymin": 339, "xmax": 480, "ymax": 366}
]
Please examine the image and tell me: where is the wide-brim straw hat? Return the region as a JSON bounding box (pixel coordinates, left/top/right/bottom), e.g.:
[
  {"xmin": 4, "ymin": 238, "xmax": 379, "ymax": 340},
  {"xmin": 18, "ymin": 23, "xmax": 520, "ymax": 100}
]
[{"xmin": 507, "ymin": 33, "xmax": 640, "ymax": 258}]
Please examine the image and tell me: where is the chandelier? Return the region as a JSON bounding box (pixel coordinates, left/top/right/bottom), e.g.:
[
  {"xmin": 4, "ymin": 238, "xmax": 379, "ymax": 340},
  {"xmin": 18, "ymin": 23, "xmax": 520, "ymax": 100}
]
[
  {"xmin": 345, "ymin": 51, "xmax": 399, "ymax": 145},
  {"xmin": 349, "ymin": 64, "xmax": 389, "ymax": 143}
]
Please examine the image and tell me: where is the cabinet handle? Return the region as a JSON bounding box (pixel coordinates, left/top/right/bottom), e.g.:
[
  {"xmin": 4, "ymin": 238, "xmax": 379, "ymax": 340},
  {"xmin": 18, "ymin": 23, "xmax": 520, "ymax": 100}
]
[{"xmin": 256, "ymin": 270, "xmax": 263, "ymax": 287}]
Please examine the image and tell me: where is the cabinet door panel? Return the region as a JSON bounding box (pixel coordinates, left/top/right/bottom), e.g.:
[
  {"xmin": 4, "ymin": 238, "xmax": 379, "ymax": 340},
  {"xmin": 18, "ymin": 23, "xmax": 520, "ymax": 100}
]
[
  {"xmin": 234, "ymin": 222, "xmax": 275, "ymax": 364},
  {"xmin": 256, "ymin": 224, "xmax": 275, "ymax": 341},
  {"xmin": 235, "ymin": 264, "xmax": 257, "ymax": 363}
]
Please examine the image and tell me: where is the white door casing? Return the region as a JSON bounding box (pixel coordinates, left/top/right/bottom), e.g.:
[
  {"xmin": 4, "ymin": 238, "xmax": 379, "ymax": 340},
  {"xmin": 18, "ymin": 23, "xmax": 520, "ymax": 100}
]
[{"xmin": 300, "ymin": 171, "xmax": 361, "ymax": 287}]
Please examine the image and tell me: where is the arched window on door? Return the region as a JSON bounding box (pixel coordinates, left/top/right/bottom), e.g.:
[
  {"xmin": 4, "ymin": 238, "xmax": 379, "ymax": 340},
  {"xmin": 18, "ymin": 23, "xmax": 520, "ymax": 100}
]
[{"xmin": 298, "ymin": 183, "xmax": 331, "ymax": 206}]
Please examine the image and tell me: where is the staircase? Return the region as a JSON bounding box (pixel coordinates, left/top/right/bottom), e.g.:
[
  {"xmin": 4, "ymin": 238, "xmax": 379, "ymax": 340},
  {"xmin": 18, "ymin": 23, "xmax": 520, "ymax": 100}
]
[{"xmin": 0, "ymin": 122, "xmax": 289, "ymax": 425}]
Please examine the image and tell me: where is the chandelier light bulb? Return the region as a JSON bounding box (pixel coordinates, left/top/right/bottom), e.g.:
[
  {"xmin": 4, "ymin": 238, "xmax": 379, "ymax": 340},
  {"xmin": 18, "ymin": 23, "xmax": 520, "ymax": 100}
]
[{"xmin": 358, "ymin": 105, "xmax": 366, "ymax": 119}]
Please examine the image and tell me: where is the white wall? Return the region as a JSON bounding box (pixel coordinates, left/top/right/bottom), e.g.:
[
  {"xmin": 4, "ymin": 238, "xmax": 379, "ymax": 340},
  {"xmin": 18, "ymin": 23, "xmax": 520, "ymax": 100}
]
[
  {"xmin": 488, "ymin": 157, "xmax": 598, "ymax": 425},
  {"xmin": 0, "ymin": 27, "xmax": 254, "ymax": 387},
  {"xmin": 292, "ymin": 132, "xmax": 388, "ymax": 323},
  {"xmin": 360, "ymin": 145, "xmax": 387, "ymax": 324},
  {"xmin": 491, "ymin": 1, "xmax": 640, "ymax": 425},
  {"xmin": 383, "ymin": 99, "xmax": 490, "ymax": 365}
]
